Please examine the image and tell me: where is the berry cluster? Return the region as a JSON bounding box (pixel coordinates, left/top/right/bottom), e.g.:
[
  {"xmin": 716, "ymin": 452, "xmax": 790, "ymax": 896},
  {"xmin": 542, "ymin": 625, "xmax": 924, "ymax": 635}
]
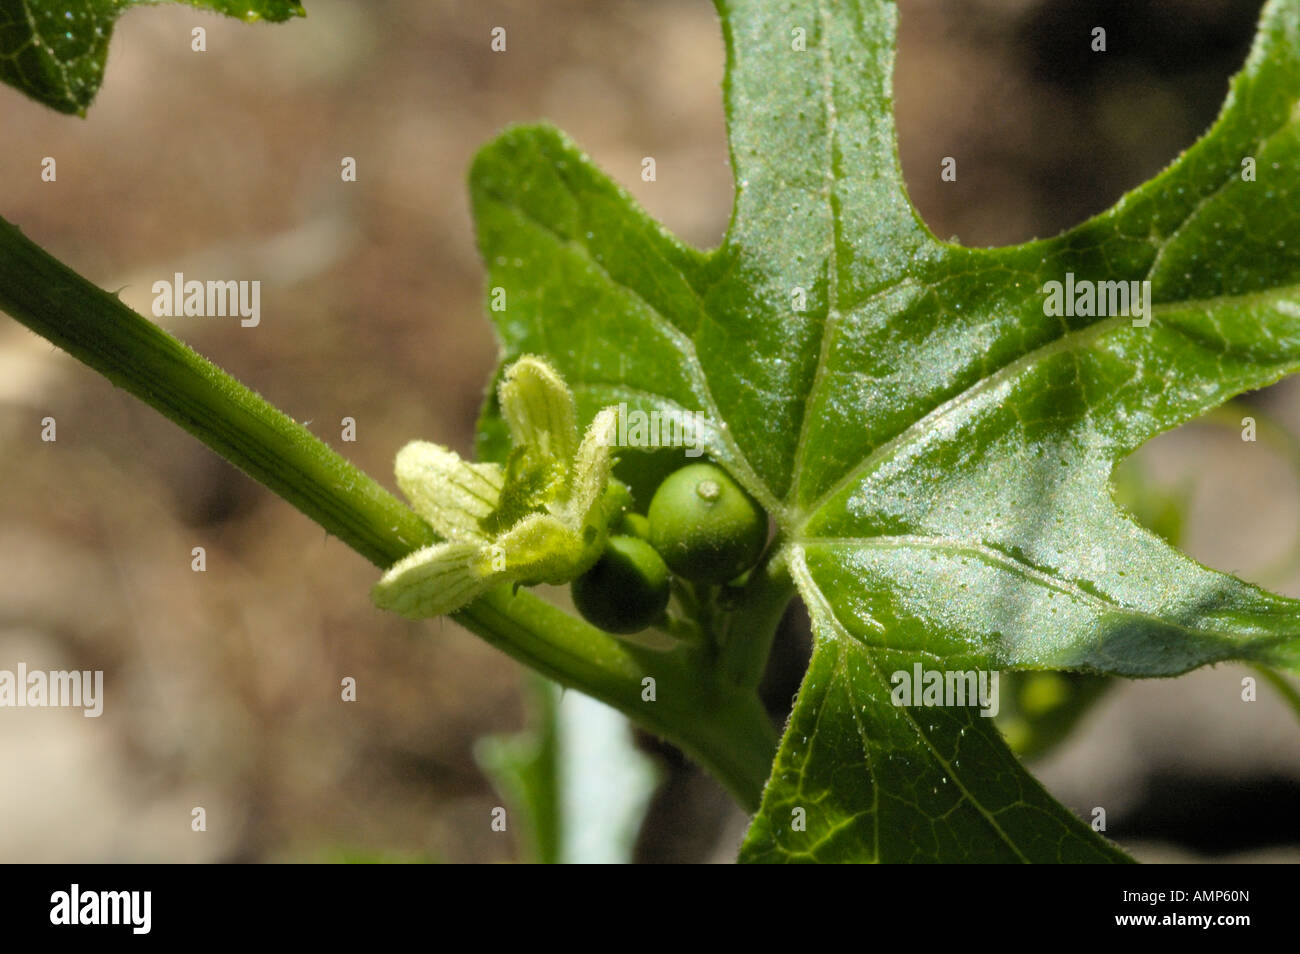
[{"xmin": 571, "ymin": 462, "xmax": 767, "ymax": 634}]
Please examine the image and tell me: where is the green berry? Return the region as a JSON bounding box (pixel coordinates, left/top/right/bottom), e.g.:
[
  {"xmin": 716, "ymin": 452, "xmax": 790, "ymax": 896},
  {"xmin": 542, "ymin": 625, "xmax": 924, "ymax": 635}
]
[
  {"xmin": 571, "ymin": 535, "xmax": 671, "ymax": 634},
  {"xmin": 647, "ymin": 462, "xmax": 767, "ymax": 584}
]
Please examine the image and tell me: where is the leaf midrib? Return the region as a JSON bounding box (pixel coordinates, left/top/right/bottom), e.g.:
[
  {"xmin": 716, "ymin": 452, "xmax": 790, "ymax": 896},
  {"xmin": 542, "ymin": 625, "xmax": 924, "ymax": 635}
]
[
  {"xmin": 796, "ymin": 280, "xmax": 1300, "ymax": 530},
  {"xmin": 795, "ymin": 535, "xmax": 1300, "ymax": 659},
  {"xmin": 787, "ymin": 0, "xmax": 845, "ymax": 510}
]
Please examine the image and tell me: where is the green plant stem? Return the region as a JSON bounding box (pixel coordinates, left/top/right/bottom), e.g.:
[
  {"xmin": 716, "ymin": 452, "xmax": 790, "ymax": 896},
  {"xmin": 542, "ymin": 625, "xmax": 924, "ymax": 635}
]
[
  {"xmin": 722, "ymin": 547, "xmax": 796, "ymax": 688},
  {"xmin": 0, "ymin": 215, "xmax": 777, "ymax": 810},
  {"xmin": 1253, "ymin": 665, "xmax": 1300, "ymax": 726},
  {"xmin": 0, "ymin": 218, "xmax": 432, "ymax": 568}
]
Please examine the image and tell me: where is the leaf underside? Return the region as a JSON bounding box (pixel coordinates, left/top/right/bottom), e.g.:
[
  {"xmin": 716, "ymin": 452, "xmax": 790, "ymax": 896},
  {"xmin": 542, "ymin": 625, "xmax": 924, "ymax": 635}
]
[
  {"xmin": 469, "ymin": 0, "xmax": 1300, "ymax": 862},
  {"xmin": 0, "ymin": 0, "xmax": 302, "ymax": 115}
]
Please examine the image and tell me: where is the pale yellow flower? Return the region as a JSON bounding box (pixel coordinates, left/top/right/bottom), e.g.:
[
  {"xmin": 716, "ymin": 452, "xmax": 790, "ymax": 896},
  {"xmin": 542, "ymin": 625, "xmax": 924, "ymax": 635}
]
[{"xmin": 373, "ymin": 356, "xmax": 619, "ymax": 619}]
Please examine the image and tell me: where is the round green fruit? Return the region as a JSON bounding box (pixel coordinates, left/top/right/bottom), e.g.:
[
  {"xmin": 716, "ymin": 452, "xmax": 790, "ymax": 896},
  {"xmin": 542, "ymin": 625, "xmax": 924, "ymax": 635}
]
[
  {"xmin": 647, "ymin": 462, "xmax": 767, "ymax": 584},
  {"xmin": 571, "ymin": 535, "xmax": 671, "ymax": 634}
]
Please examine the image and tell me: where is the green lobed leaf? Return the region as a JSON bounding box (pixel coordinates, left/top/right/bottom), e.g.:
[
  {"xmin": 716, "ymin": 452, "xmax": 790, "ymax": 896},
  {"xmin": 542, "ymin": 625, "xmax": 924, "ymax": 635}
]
[
  {"xmin": 0, "ymin": 0, "xmax": 303, "ymax": 115},
  {"xmin": 470, "ymin": 0, "xmax": 1300, "ymax": 862}
]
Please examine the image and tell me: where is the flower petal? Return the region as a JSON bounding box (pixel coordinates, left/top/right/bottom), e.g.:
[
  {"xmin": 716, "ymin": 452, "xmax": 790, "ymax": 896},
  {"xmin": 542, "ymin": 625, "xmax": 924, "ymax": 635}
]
[
  {"xmin": 498, "ymin": 355, "xmax": 579, "ymax": 466},
  {"xmin": 372, "ymin": 541, "xmax": 496, "ymax": 618},
  {"xmin": 395, "ymin": 441, "xmax": 503, "ymax": 541},
  {"xmin": 562, "ymin": 406, "xmax": 618, "ymax": 527}
]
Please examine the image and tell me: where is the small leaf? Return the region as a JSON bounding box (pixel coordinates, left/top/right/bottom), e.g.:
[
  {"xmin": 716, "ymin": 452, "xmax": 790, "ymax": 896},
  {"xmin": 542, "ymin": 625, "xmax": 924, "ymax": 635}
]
[
  {"xmin": 0, "ymin": 0, "xmax": 304, "ymax": 116},
  {"xmin": 475, "ymin": 677, "xmax": 659, "ymax": 864}
]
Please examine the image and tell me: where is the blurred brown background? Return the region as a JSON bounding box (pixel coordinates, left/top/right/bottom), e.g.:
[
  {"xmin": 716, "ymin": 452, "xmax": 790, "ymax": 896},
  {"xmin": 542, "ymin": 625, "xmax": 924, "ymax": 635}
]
[{"xmin": 1, "ymin": 0, "xmax": 1298, "ymax": 862}]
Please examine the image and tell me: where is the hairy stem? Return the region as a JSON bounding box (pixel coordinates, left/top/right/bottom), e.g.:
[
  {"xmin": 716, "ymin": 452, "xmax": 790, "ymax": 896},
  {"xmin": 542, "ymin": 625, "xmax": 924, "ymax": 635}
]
[{"xmin": 0, "ymin": 216, "xmax": 776, "ymax": 809}]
